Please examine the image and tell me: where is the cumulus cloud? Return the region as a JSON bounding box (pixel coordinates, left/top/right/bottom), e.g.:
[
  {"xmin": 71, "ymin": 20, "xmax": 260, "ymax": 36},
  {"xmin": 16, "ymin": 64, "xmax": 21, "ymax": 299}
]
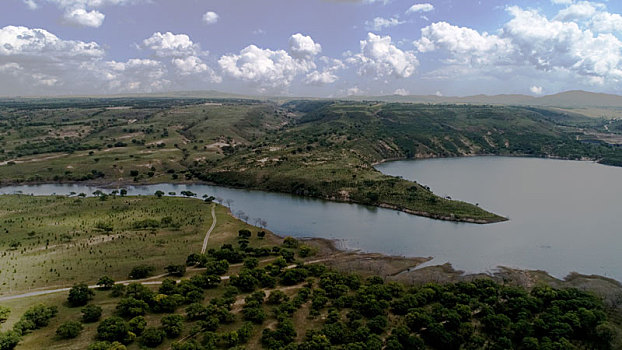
[
  {"xmin": 393, "ymin": 88, "xmax": 409, "ymax": 95},
  {"xmin": 406, "ymin": 3, "xmax": 434, "ymax": 14},
  {"xmin": 305, "ymin": 70, "xmax": 338, "ymax": 85},
  {"xmin": 288, "ymin": 33, "xmax": 322, "ymax": 60},
  {"xmin": 365, "ymin": 17, "xmax": 404, "ymax": 31},
  {"xmin": 64, "ymin": 8, "xmax": 105, "ymax": 27},
  {"xmin": 0, "ymin": 25, "xmax": 222, "ymax": 95},
  {"xmin": 219, "ymin": 34, "xmax": 325, "ymax": 90},
  {"xmin": 530, "ymin": 85, "xmax": 544, "ymax": 94},
  {"xmin": 554, "ymin": 1, "xmax": 602, "ymax": 21},
  {"xmin": 416, "ymin": 22, "xmax": 514, "ymax": 65},
  {"xmin": 219, "ymin": 45, "xmax": 313, "ymax": 90},
  {"xmin": 414, "ymin": 5, "xmax": 622, "ymax": 85},
  {"xmin": 202, "ymin": 11, "xmax": 219, "ymax": 25},
  {"xmin": 0, "ymin": 25, "xmax": 103, "ymax": 58},
  {"xmin": 348, "ymin": 33, "xmax": 418, "ymax": 79},
  {"xmin": 142, "ymin": 32, "xmax": 200, "ymax": 57},
  {"xmin": 26, "ymin": 0, "xmax": 144, "ymax": 27}
]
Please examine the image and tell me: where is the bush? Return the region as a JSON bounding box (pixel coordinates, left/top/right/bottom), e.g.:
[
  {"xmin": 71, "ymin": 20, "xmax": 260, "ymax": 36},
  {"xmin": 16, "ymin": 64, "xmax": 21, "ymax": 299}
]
[
  {"xmin": 110, "ymin": 284, "xmax": 126, "ymax": 298},
  {"xmin": 97, "ymin": 316, "xmax": 130, "ymax": 343},
  {"xmin": 116, "ymin": 297, "xmax": 149, "ymax": 318},
  {"xmin": 68, "ymin": 283, "xmax": 94, "ymax": 307},
  {"xmin": 13, "ymin": 304, "xmax": 58, "ymax": 334},
  {"xmin": 128, "ymin": 316, "xmax": 147, "ymax": 336},
  {"xmin": 161, "ymin": 314, "xmax": 184, "ymax": 338},
  {"xmin": 128, "ymin": 265, "xmax": 155, "ymax": 279},
  {"xmin": 140, "ymin": 327, "xmax": 165, "ymax": 348},
  {"xmin": 82, "ymin": 304, "xmax": 103, "ymax": 323},
  {"xmin": 165, "ymin": 264, "xmax": 186, "ymax": 277},
  {"xmin": 56, "ymin": 321, "xmax": 83, "ymax": 339},
  {"xmin": 0, "ymin": 330, "xmax": 21, "ymax": 350}
]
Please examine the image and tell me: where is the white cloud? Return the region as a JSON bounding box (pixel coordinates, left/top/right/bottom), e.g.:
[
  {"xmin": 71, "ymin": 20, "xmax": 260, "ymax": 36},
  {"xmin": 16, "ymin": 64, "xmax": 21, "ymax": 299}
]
[
  {"xmin": 406, "ymin": 3, "xmax": 434, "ymax": 14},
  {"xmin": 365, "ymin": 17, "xmax": 404, "ymax": 31},
  {"xmin": 551, "ymin": 0, "xmax": 574, "ymax": 4},
  {"xmin": 142, "ymin": 32, "xmax": 199, "ymax": 57},
  {"xmin": 416, "ymin": 22, "xmax": 514, "ymax": 66},
  {"xmin": 393, "ymin": 88, "xmax": 409, "ymax": 95},
  {"xmin": 63, "ymin": 8, "xmax": 105, "ymax": 27},
  {"xmin": 305, "ymin": 70, "xmax": 338, "ymax": 85},
  {"xmin": 0, "ymin": 25, "xmax": 103, "ymax": 58},
  {"xmin": 202, "ymin": 11, "xmax": 219, "ymax": 25},
  {"xmin": 414, "ymin": 6, "xmax": 622, "ymax": 85},
  {"xmin": 346, "ymin": 86, "xmax": 363, "ymax": 96},
  {"xmin": 26, "ymin": 0, "xmax": 144, "ymax": 27},
  {"xmin": 591, "ymin": 12, "xmax": 622, "ymax": 33},
  {"xmin": 349, "ymin": 33, "xmax": 418, "ymax": 79},
  {"xmin": 23, "ymin": 0, "xmax": 38, "ymax": 9},
  {"xmin": 530, "ymin": 85, "xmax": 544, "ymax": 94},
  {"xmin": 171, "ymin": 56, "xmax": 222, "ymax": 82},
  {"xmin": 288, "ymin": 33, "xmax": 322, "ymax": 60},
  {"xmin": 554, "ymin": 1, "xmax": 601, "ymax": 21},
  {"xmin": 219, "ymin": 45, "xmax": 314, "ymax": 90},
  {"xmin": 0, "ymin": 26, "xmax": 223, "ymax": 95}
]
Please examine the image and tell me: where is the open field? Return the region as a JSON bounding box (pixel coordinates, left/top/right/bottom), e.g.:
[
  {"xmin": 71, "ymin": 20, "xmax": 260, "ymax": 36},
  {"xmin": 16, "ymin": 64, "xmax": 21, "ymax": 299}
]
[{"xmin": 0, "ymin": 195, "xmax": 280, "ymax": 295}]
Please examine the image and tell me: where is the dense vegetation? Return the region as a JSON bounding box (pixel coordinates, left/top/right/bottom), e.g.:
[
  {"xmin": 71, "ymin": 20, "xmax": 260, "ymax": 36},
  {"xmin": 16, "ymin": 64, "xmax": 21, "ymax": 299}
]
[
  {"xmin": 1, "ymin": 98, "xmax": 622, "ymax": 222},
  {"xmin": 1, "ymin": 234, "xmax": 617, "ymax": 349}
]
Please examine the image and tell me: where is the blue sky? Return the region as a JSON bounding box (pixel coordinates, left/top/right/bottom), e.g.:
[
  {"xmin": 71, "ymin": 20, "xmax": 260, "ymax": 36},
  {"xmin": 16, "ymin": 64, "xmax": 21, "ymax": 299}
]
[{"xmin": 1, "ymin": 0, "xmax": 622, "ymax": 96}]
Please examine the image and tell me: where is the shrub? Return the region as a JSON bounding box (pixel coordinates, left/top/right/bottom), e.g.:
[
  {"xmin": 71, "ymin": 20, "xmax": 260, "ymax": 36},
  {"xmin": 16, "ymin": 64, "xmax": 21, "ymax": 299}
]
[
  {"xmin": 81, "ymin": 304, "xmax": 103, "ymax": 323},
  {"xmin": 56, "ymin": 321, "xmax": 83, "ymax": 339},
  {"xmin": 128, "ymin": 265, "xmax": 155, "ymax": 279},
  {"xmin": 97, "ymin": 316, "xmax": 130, "ymax": 343},
  {"xmin": 140, "ymin": 327, "xmax": 165, "ymax": 348}
]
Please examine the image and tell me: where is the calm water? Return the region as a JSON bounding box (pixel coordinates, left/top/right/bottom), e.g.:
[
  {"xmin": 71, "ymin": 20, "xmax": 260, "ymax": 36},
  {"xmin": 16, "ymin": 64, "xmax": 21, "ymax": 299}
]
[{"xmin": 2, "ymin": 157, "xmax": 621, "ymax": 281}]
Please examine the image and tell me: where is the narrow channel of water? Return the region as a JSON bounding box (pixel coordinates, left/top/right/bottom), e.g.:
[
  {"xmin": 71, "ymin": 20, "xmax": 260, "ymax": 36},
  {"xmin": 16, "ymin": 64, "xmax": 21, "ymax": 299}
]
[{"xmin": 2, "ymin": 157, "xmax": 621, "ymax": 281}]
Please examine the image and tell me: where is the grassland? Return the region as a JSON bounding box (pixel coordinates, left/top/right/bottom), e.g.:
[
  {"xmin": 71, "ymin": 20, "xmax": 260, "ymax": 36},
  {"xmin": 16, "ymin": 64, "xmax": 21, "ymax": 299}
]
[
  {"xmin": 0, "ymin": 195, "xmax": 281, "ymax": 295},
  {"xmin": 2, "ymin": 98, "xmax": 622, "ymax": 223}
]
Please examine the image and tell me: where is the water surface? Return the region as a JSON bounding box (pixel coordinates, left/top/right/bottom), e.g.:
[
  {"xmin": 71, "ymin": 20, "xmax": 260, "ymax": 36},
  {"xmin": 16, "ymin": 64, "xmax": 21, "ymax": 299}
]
[{"xmin": 2, "ymin": 157, "xmax": 621, "ymax": 281}]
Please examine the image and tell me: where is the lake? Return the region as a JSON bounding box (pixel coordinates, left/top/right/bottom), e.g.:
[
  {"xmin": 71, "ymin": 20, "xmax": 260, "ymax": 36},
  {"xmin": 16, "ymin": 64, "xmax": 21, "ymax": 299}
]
[{"xmin": 1, "ymin": 156, "xmax": 621, "ymax": 281}]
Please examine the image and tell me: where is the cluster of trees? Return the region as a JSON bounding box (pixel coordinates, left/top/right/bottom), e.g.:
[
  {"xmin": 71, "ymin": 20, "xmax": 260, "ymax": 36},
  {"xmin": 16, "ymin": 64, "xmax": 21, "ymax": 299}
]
[{"xmin": 0, "ymin": 304, "xmax": 57, "ymax": 349}]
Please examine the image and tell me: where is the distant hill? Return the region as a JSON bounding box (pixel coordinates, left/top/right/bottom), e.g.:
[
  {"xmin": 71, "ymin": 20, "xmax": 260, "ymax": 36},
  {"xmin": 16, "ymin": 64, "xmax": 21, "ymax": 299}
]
[{"xmin": 350, "ymin": 90, "xmax": 622, "ymax": 108}]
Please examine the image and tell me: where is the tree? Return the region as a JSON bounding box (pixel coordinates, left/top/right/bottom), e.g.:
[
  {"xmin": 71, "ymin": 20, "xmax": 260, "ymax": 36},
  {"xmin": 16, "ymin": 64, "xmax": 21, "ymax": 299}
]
[
  {"xmin": 97, "ymin": 317, "xmax": 130, "ymax": 343},
  {"xmin": 243, "ymin": 257, "xmax": 259, "ymax": 270},
  {"xmin": 82, "ymin": 304, "xmax": 103, "ymax": 323},
  {"xmin": 128, "ymin": 316, "xmax": 147, "ymax": 336},
  {"xmin": 154, "ymin": 190, "xmax": 165, "ymax": 198},
  {"xmin": 140, "ymin": 327, "xmax": 165, "ymax": 348},
  {"xmin": 0, "ymin": 307, "xmax": 10, "ymax": 324},
  {"xmin": 161, "ymin": 314, "xmax": 184, "ymax": 338},
  {"xmin": 97, "ymin": 276, "xmax": 115, "ymax": 290},
  {"xmin": 116, "ymin": 297, "xmax": 149, "ymax": 318},
  {"xmin": 120, "ymin": 189, "xmax": 127, "ymax": 197},
  {"xmin": 180, "ymin": 191, "xmax": 196, "ymax": 197},
  {"xmin": 0, "ymin": 331, "xmax": 22, "ymax": 350},
  {"xmin": 56, "ymin": 321, "xmax": 83, "ymax": 339},
  {"xmin": 283, "ymin": 237, "xmax": 299, "ymax": 249},
  {"xmin": 165, "ymin": 264, "xmax": 186, "ymax": 277},
  {"xmin": 257, "ymin": 231, "xmax": 266, "ymax": 239},
  {"xmin": 67, "ymin": 283, "xmax": 94, "ymax": 307},
  {"xmin": 238, "ymin": 229, "xmax": 252, "ymax": 239}
]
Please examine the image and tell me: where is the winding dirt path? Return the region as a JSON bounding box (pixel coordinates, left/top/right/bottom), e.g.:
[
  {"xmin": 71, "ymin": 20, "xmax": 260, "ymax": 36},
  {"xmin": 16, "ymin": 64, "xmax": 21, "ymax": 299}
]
[{"xmin": 201, "ymin": 204, "xmax": 217, "ymax": 254}]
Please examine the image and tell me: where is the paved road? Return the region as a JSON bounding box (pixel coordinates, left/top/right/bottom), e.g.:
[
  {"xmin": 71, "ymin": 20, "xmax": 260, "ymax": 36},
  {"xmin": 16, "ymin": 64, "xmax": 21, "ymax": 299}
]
[{"xmin": 201, "ymin": 204, "xmax": 217, "ymax": 254}]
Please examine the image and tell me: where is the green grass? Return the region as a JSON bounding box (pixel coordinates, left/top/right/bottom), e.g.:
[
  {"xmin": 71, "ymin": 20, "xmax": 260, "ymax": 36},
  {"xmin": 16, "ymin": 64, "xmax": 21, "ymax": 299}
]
[{"xmin": 0, "ymin": 195, "xmax": 277, "ymax": 295}]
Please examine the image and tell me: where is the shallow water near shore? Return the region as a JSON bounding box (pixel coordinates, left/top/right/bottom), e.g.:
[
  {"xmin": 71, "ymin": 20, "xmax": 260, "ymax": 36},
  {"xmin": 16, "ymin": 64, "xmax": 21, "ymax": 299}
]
[{"xmin": 2, "ymin": 156, "xmax": 622, "ymax": 281}]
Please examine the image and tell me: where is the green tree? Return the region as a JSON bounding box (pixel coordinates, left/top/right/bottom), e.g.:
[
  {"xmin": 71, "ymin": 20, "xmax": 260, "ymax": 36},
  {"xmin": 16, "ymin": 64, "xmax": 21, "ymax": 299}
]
[
  {"xmin": 81, "ymin": 304, "xmax": 103, "ymax": 323},
  {"xmin": 97, "ymin": 276, "xmax": 115, "ymax": 290},
  {"xmin": 139, "ymin": 327, "xmax": 165, "ymax": 348},
  {"xmin": 161, "ymin": 314, "xmax": 184, "ymax": 338},
  {"xmin": 56, "ymin": 321, "xmax": 83, "ymax": 339},
  {"xmin": 128, "ymin": 316, "xmax": 147, "ymax": 336},
  {"xmin": 67, "ymin": 283, "xmax": 94, "ymax": 307},
  {"xmin": 97, "ymin": 317, "xmax": 130, "ymax": 343}
]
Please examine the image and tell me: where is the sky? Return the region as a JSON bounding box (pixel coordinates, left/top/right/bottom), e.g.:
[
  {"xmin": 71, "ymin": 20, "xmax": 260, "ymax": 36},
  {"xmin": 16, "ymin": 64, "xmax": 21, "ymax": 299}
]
[{"xmin": 1, "ymin": 0, "xmax": 622, "ymax": 97}]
